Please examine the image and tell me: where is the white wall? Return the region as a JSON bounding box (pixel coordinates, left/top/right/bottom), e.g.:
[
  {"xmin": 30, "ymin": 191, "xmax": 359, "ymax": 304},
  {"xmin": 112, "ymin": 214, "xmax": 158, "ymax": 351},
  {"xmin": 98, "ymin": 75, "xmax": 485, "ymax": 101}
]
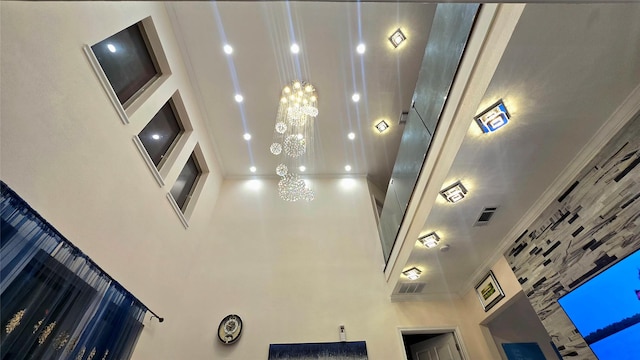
[
  {"xmin": 1, "ymin": 2, "xmax": 500, "ymax": 359},
  {"xmin": 459, "ymin": 256, "xmax": 525, "ymax": 360},
  {"xmin": 0, "ymin": 0, "xmax": 224, "ymax": 339},
  {"xmin": 133, "ymin": 177, "xmax": 482, "ymax": 359},
  {"xmin": 488, "ymin": 293, "xmax": 557, "ymax": 360}
]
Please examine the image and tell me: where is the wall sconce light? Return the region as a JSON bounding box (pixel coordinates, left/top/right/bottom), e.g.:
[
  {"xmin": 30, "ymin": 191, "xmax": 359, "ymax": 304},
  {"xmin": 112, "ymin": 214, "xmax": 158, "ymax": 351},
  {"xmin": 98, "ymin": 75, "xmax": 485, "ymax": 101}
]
[
  {"xmin": 440, "ymin": 181, "xmax": 468, "ymax": 203},
  {"xmin": 419, "ymin": 232, "xmax": 440, "ymax": 248},
  {"xmin": 403, "ymin": 267, "xmax": 422, "ymax": 281},
  {"xmin": 475, "ymin": 99, "xmax": 510, "ymax": 133},
  {"xmin": 389, "ymin": 29, "xmax": 407, "ymax": 48},
  {"xmin": 375, "ymin": 120, "xmax": 389, "ymax": 133}
]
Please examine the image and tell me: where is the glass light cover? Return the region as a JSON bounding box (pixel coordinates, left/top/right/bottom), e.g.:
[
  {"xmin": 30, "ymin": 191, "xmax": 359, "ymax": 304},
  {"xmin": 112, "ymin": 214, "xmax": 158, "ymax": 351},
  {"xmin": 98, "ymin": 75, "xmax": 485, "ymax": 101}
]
[
  {"xmin": 419, "ymin": 232, "xmax": 440, "ymax": 248},
  {"xmin": 389, "ymin": 29, "xmax": 407, "ymax": 48},
  {"xmin": 475, "ymin": 100, "xmax": 510, "ymax": 133},
  {"xmin": 440, "ymin": 181, "xmax": 468, "ymax": 203},
  {"xmin": 403, "ymin": 267, "xmax": 421, "ymax": 281},
  {"xmin": 375, "ymin": 120, "xmax": 389, "ymax": 133}
]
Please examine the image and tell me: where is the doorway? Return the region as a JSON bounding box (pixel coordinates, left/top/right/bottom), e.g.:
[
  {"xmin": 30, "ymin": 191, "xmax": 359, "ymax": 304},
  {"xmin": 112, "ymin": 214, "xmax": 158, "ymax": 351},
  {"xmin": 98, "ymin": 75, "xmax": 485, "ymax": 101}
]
[
  {"xmin": 400, "ymin": 328, "xmax": 468, "ymax": 360},
  {"xmin": 483, "ymin": 292, "xmax": 558, "ymax": 359}
]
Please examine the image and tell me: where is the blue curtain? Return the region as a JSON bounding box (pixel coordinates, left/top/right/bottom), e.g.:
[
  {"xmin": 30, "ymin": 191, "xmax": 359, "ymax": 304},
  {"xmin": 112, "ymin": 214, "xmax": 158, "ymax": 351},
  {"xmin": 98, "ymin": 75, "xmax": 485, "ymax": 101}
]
[{"xmin": 1, "ymin": 182, "xmax": 147, "ymax": 360}]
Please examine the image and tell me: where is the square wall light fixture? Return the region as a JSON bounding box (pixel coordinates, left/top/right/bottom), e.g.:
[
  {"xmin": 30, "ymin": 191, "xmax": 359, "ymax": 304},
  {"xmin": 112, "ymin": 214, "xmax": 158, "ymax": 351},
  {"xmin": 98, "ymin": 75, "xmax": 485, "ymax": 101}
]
[
  {"xmin": 440, "ymin": 181, "xmax": 468, "ymax": 203},
  {"xmin": 419, "ymin": 232, "xmax": 440, "ymax": 248},
  {"xmin": 389, "ymin": 29, "xmax": 407, "ymax": 48},
  {"xmin": 403, "ymin": 267, "xmax": 422, "ymax": 281},
  {"xmin": 475, "ymin": 99, "xmax": 510, "ymax": 133},
  {"xmin": 375, "ymin": 120, "xmax": 389, "ymax": 133}
]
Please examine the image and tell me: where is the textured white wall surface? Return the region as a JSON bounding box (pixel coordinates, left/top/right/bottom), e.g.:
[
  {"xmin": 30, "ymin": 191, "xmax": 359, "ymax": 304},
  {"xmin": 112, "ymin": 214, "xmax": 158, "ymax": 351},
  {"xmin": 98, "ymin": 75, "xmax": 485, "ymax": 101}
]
[{"xmin": 146, "ymin": 177, "xmax": 483, "ymax": 359}]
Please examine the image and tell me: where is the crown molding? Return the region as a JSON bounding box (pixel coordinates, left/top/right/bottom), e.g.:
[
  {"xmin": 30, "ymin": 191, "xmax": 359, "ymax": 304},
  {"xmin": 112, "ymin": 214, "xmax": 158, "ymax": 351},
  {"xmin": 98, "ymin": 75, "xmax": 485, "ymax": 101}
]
[{"xmin": 459, "ymin": 82, "xmax": 640, "ymax": 297}]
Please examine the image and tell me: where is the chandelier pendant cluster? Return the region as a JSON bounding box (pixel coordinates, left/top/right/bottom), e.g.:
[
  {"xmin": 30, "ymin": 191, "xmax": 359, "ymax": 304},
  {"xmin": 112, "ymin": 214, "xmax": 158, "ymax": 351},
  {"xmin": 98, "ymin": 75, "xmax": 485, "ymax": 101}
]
[{"xmin": 270, "ymin": 80, "xmax": 318, "ymax": 201}]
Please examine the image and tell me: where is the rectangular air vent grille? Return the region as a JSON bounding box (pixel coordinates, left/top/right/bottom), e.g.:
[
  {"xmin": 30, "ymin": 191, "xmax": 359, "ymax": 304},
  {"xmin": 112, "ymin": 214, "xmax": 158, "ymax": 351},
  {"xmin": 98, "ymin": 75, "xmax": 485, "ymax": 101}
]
[
  {"xmin": 475, "ymin": 206, "xmax": 498, "ymax": 226},
  {"xmin": 399, "ymin": 111, "xmax": 409, "ymax": 125},
  {"xmin": 398, "ymin": 282, "xmax": 426, "ymax": 294}
]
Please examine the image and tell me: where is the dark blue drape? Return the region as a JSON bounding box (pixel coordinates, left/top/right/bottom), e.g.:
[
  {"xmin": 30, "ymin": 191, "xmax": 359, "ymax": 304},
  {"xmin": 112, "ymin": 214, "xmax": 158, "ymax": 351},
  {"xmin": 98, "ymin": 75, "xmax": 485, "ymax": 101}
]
[{"xmin": 1, "ymin": 182, "xmax": 147, "ymax": 360}]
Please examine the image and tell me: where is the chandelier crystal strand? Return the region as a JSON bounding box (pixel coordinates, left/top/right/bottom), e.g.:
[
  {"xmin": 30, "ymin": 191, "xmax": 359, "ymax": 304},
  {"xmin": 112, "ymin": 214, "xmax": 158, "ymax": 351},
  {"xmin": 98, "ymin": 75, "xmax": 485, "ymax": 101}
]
[
  {"xmin": 284, "ymin": 134, "xmax": 306, "ymax": 157},
  {"xmin": 270, "ymin": 143, "xmax": 282, "ymax": 155},
  {"xmin": 271, "ymin": 80, "xmax": 317, "ymax": 201},
  {"xmin": 276, "ymin": 164, "xmax": 288, "ymax": 177}
]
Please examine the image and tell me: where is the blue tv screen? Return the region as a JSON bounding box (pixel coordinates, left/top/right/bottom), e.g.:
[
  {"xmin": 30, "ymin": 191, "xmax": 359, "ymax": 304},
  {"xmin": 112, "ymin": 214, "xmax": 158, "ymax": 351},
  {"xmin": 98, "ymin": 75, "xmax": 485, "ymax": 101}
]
[{"xmin": 558, "ymin": 249, "xmax": 640, "ymax": 360}]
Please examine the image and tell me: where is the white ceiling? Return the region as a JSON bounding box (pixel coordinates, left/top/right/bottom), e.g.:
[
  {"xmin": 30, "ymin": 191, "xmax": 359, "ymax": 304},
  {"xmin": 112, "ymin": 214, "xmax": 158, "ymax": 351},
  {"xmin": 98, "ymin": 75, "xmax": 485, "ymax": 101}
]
[
  {"xmin": 167, "ymin": 2, "xmax": 640, "ymax": 298},
  {"xmin": 167, "ymin": 2, "xmax": 436, "ymax": 190},
  {"xmin": 402, "ymin": 3, "xmax": 640, "ymax": 296}
]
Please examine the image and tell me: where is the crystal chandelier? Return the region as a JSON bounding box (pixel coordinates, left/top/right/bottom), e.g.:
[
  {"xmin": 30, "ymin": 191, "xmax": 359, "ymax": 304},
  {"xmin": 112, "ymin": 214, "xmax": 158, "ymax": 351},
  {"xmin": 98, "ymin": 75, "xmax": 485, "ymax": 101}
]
[{"xmin": 270, "ymin": 80, "xmax": 318, "ymax": 201}]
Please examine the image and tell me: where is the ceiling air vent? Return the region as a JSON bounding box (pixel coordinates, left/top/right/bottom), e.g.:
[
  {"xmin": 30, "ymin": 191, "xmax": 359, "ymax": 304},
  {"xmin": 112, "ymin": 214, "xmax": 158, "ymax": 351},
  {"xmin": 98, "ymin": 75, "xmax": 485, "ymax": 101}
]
[
  {"xmin": 398, "ymin": 282, "xmax": 426, "ymax": 294},
  {"xmin": 475, "ymin": 207, "xmax": 498, "ymax": 226},
  {"xmin": 398, "ymin": 111, "xmax": 409, "ymax": 125}
]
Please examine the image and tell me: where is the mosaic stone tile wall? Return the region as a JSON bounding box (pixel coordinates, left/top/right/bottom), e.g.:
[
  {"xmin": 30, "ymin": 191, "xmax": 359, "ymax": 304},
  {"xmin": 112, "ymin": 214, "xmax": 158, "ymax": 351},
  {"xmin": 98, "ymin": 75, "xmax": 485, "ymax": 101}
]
[{"xmin": 504, "ymin": 115, "xmax": 640, "ymax": 359}]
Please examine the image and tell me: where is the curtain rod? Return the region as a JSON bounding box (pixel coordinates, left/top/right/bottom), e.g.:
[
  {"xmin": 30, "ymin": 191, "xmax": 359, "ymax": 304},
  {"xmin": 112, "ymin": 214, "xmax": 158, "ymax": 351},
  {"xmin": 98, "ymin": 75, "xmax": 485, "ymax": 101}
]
[{"xmin": 1, "ymin": 182, "xmax": 164, "ymax": 323}]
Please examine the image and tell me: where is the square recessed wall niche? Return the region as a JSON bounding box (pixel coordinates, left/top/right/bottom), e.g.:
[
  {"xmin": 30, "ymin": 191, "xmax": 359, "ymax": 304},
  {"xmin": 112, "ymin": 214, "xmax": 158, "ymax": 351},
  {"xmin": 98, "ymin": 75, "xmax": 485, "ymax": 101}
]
[
  {"xmin": 132, "ymin": 91, "xmax": 194, "ymax": 187},
  {"xmin": 166, "ymin": 144, "xmax": 209, "ymax": 228},
  {"xmin": 84, "ymin": 17, "xmax": 171, "ymax": 124}
]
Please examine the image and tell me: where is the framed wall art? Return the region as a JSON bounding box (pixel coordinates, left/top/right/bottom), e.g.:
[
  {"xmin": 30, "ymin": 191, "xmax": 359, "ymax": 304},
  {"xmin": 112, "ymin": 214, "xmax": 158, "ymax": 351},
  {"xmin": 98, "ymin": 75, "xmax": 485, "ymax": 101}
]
[
  {"xmin": 475, "ymin": 270, "xmax": 505, "ymax": 311},
  {"xmin": 268, "ymin": 341, "xmax": 368, "ymax": 360}
]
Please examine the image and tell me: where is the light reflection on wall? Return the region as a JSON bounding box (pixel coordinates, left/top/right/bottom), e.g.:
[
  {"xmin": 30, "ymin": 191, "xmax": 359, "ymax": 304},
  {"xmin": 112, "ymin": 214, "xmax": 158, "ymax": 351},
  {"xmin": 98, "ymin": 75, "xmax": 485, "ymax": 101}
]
[
  {"xmin": 340, "ymin": 178, "xmax": 357, "ymax": 190},
  {"xmin": 245, "ymin": 179, "xmax": 262, "ymax": 191}
]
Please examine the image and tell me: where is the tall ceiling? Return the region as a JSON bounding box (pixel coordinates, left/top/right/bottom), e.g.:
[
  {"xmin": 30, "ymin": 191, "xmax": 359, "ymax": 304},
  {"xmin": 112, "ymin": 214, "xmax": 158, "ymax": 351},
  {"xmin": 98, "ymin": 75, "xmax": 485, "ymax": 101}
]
[
  {"xmin": 401, "ymin": 3, "xmax": 640, "ymax": 296},
  {"xmin": 167, "ymin": 2, "xmax": 436, "ymax": 190},
  {"xmin": 167, "ymin": 2, "xmax": 640, "ymax": 298}
]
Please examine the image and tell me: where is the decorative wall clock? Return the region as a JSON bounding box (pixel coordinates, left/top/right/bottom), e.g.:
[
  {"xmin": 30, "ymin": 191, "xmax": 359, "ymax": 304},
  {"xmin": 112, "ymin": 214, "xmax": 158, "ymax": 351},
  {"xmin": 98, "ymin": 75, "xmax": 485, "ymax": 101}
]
[{"xmin": 217, "ymin": 314, "xmax": 243, "ymax": 344}]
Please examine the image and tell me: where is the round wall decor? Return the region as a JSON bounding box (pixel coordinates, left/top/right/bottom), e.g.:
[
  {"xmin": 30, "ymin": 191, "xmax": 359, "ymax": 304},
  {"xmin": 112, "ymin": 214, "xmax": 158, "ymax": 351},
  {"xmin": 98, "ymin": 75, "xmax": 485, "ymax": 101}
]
[{"xmin": 217, "ymin": 314, "xmax": 243, "ymax": 344}]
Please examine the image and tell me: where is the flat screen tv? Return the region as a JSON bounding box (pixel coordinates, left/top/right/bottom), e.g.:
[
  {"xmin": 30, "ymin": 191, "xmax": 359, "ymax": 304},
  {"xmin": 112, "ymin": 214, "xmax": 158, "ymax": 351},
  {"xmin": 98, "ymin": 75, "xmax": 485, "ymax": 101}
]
[{"xmin": 558, "ymin": 249, "xmax": 640, "ymax": 360}]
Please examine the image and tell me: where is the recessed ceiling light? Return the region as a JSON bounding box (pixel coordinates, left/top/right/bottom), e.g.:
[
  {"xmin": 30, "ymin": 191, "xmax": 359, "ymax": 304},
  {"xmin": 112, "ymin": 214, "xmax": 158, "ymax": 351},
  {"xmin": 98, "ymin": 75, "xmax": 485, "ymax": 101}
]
[
  {"xmin": 299, "ymin": 165, "xmax": 306, "ymax": 172},
  {"xmin": 475, "ymin": 99, "xmax": 510, "ymax": 133},
  {"xmin": 345, "ymin": 165, "xmax": 352, "ymax": 171},
  {"xmin": 290, "ymin": 43, "xmax": 300, "ymax": 54},
  {"xmin": 375, "ymin": 120, "xmax": 389, "ymax": 133},
  {"xmin": 348, "ymin": 132, "xmax": 356, "ymax": 140},
  {"xmin": 356, "ymin": 43, "xmax": 366, "ymax": 54},
  {"xmin": 107, "ymin": 43, "xmax": 116, "ymax": 53},
  {"xmin": 243, "ymin": 133, "xmax": 251, "ymax": 141},
  {"xmin": 249, "ymin": 166, "xmax": 256, "ymax": 173},
  {"xmin": 352, "ymin": 93, "xmax": 360, "ymax": 103},
  {"xmin": 419, "ymin": 232, "xmax": 440, "ymax": 249},
  {"xmin": 402, "ymin": 267, "xmax": 421, "ymax": 281},
  {"xmin": 440, "ymin": 181, "xmax": 468, "ymax": 203},
  {"xmin": 235, "ymin": 94, "xmax": 243, "ymax": 103},
  {"xmin": 151, "ymin": 134, "xmax": 160, "ymax": 140},
  {"xmin": 389, "ymin": 28, "xmax": 406, "ymax": 48},
  {"xmin": 223, "ymin": 44, "xmax": 233, "ymax": 55}
]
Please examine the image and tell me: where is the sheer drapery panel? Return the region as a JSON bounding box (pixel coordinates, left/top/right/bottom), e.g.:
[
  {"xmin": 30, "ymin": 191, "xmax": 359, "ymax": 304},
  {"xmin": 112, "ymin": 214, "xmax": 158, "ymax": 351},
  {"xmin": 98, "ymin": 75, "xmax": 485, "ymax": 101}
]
[{"xmin": 1, "ymin": 182, "xmax": 147, "ymax": 360}]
